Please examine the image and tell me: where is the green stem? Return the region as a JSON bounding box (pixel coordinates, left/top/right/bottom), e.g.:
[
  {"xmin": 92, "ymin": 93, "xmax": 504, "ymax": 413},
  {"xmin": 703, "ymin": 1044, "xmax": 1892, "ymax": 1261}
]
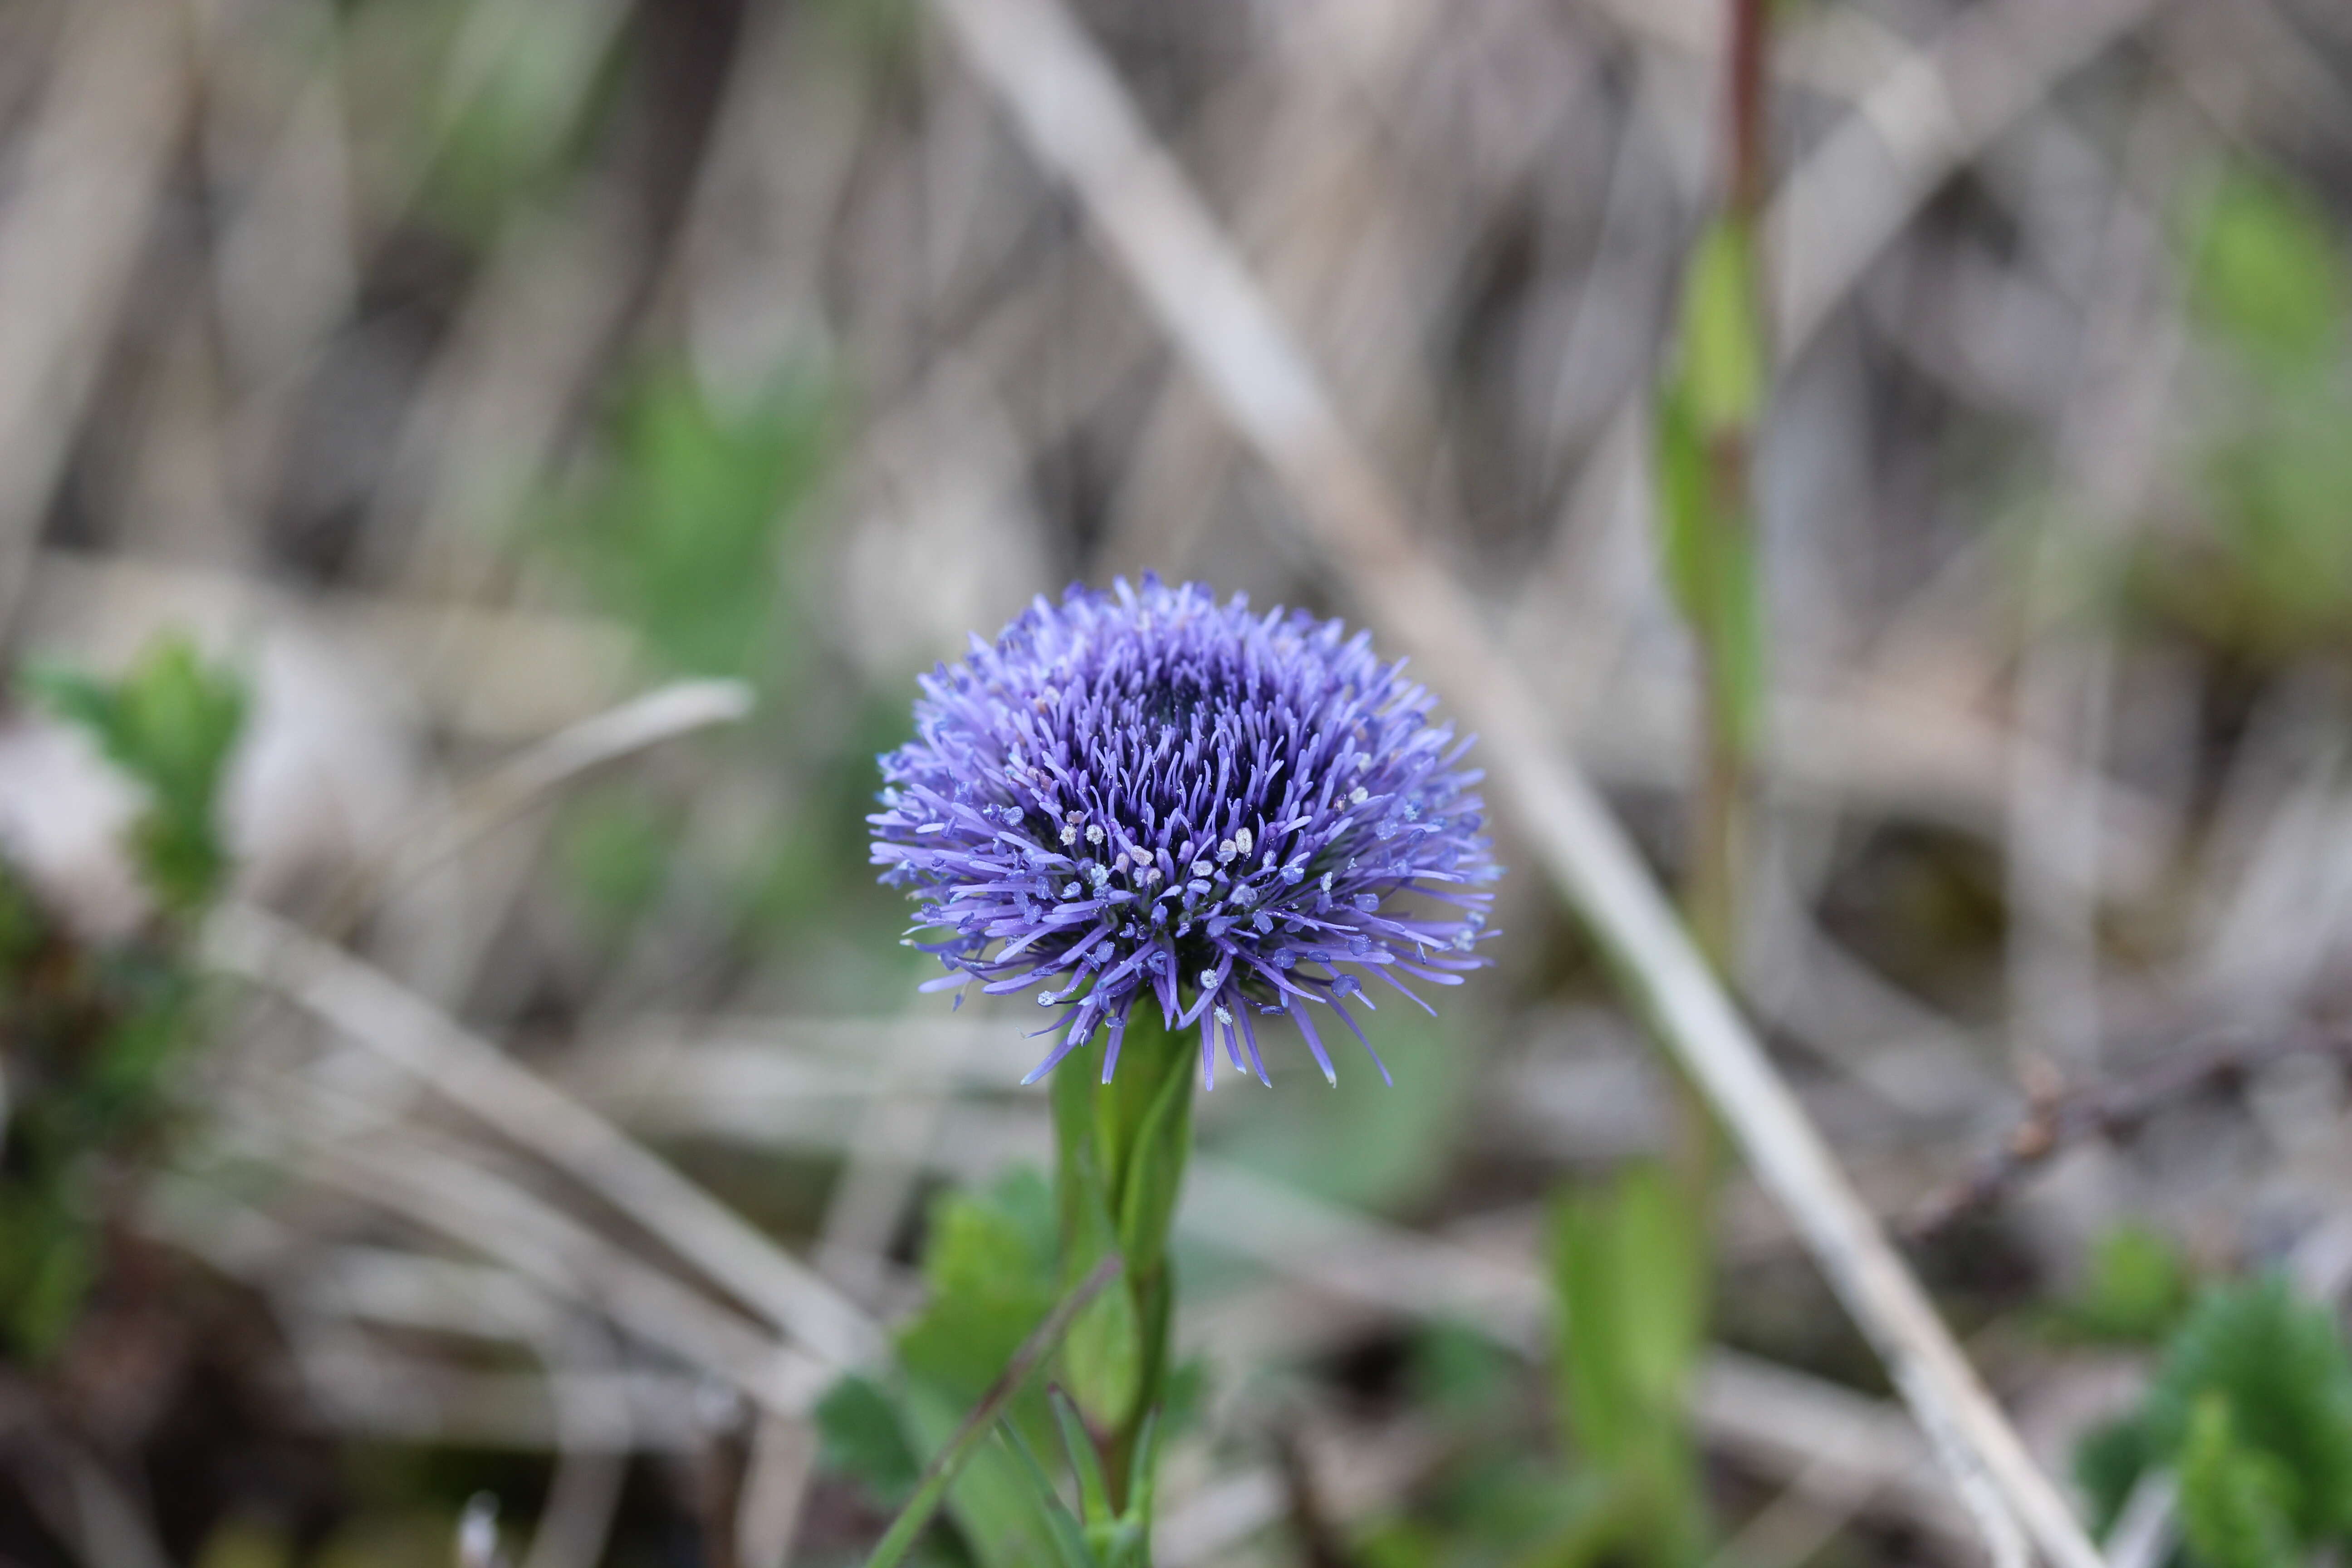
[
  {"xmin": 1668, "ymin": 0, "xmax": 1774, "ymax": 1202},
  {"xmin": 862, "ymin": 1254, "xmax": 1126, "ymax": 1568},
  {"xmin": 1052, "ymin": 1007, "xmax": 1196, "ymax": 1515}
]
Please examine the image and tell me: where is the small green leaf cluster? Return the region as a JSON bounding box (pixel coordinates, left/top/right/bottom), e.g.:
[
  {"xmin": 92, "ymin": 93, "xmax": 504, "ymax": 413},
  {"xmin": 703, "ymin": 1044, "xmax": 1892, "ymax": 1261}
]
[
  {"xmin": 29, "ymin": 638, "xmax": 247, "ymax": 921},
  {"xmin": 2053, "ymin": 1224, "xmax": 2196, "ymax": 1345},
  {"xmin": 0, "ymin": 636, "xmax": 245, "ymax": 1360},
  {"xmin": 2077, "ymin": 1275, "xmax": 2352, "ymax": 1568}
]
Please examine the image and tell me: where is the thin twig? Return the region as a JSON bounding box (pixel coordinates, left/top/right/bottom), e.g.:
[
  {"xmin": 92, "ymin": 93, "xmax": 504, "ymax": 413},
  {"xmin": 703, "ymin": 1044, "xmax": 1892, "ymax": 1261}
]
[
  {"xmin": 1905, "ymin": 1026, "xmax": 2352, "ymax": 1239},
  {"xmin": 923, "ymin": 2, "xmax": 2102, "ymax": 1563}
]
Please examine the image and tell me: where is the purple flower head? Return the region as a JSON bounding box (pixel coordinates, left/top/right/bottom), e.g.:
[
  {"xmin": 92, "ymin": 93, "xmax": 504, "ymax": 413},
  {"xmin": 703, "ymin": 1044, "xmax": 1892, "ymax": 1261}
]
[{"xmin": 870, "ymin": 578, "xmax": 1501, "ymax": 1089}]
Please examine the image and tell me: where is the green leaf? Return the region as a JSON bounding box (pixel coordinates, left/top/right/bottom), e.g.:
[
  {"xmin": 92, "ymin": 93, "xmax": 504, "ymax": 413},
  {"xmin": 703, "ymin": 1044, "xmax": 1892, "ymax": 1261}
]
[
  {"xmin": 1409, "ymin": 1317, "xmax": 1517, "ymax": 1415},
  {"xmin": 91, "ymin": 1000, "xmax": 196, "ymax": 1112},
  {"xmin": 1652, "ymin": 217, "xmax": 1768, "ymax": 764},
  {"xmin": 1121, "ymin": 1408, "xmax": 1161, "ymax": 1534},
  {"xmin": 895, "ymin": 1381, "xmax": 1048, "ymax": 1568},
  {"xmin": 2192, "ymin": 167, "xmax": 2348, "ymax": 372},
  {"xmin": 553, "ymin": 787, "xmax": 674, "ymax": 932},
  {"xmin": 1058, "ymin": 1281, "xmax": 1142, "ymax": 1445},
  {"xmin": 1552, "ymin": 1164, "xmax": 1705, "ymax": 1465},
  {"xmin": 1676, "ymin": 218, "xmax": 1767, "ymax": 435},
  {"xmin": 2073, "ymin": 1413, "xmax": 2156, "ymax": 1537},
  {"xmin": 2178, "ymin": 1394, "xmax": 2300, "ymax": 1568},
  {"xmin": 995, "ymin": 1422, "xmax": 1098, "ymax": 1568},
  {"xmin": 1548, "ymin": 1162, "xmax": 1708, "ymax": 1566},
  {"xmin": 818, "ymin": 1375, "xmax": 925, "ymax": 1507},
  {"xmin": 2140, "ymin": 1276, "xmax": 2352, "ymax": 1543},
  {"xmin": 1505, "ymin": 1471, "xmax": 1651, "ymax": 1568},
  {"xmin": 2206, "ymin": 399, "xmax": 2352, "ymax": 646},
  {"xmin": 1049, "ymin": 1389, "xmax": 1113, "ymax": 1529},
  {"xmin": 896, "ymin": 1171, "xmax": 1061, "ymax": 1405},
  {"xmin": 0, "ymin": 1188, "xmax": 96, "ymax": 1361},
  {"xmin": 29, "ymin": 636, "xmax": 246, "ymax": 916},
  {"xmin": 0, "ymin": 861, "xmax": 39, "ymax": 979}
]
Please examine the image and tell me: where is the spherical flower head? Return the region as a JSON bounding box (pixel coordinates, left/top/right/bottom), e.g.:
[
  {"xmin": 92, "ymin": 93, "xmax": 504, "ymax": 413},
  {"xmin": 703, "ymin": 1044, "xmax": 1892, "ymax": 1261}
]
[{"xmin": 870, "ymin": 578, "xmax": 1501, "ymax": 1088}]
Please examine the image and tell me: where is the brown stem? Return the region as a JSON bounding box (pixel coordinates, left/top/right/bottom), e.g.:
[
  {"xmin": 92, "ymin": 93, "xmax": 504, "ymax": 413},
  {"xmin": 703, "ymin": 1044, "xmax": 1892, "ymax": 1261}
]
[{"xmin": 1726, "ymin": 0, "xmax": 1770, "ymax": 222}]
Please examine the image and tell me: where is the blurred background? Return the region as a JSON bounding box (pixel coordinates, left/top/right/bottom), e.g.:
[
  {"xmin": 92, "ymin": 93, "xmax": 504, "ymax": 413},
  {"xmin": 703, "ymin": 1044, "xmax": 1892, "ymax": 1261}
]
[{"xmin": 5, "ymin": 0, "xmax": 2352, "ymax": 1564}]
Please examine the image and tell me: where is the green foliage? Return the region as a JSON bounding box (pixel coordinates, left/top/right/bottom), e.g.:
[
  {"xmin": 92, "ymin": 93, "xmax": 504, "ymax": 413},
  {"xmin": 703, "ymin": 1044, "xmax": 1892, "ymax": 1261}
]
[
  {"xmin": 853, "ymin": 1255, "xmax": 1132, "ymax": 1568},
  {"xmin": 2178, "ymin": 1394, "xmax": 2300, "ymax": 1568},
  {"xmin": 0, "ymin": 637, "xmax": 246, "ymax": 1361},
  {"xmin": 2057, "ymin": 1224, "xmax": 2194, "ymax": 1345},
  {"xmin": 811, "ymin": 0, "xmax": 925, "ymax": 62},
  {"xmin": 1410, "ymin": 1318, "xmax": 1519, "ymax": 1417},
  {"xmin": 2146, "ymin": 1277, "xmax": 2352, "ymax": 1544},
  {"xmin": 988, "ymin": 1392, "xmax": 1156, "ymax": 1568},
  {"xmin": 828, "ymin": 1016, "xmax": 1210, "ymax": 1564},
  {"xmin": 2076, "ymin": 1411, "xmax": 2159, "ymax": 1536},
  {"xmin": 2072, "ymin": 1275, "xmax": 2352, "ymax": 1562},
  {"xmin": 2200, "ymin": 405, "xmax": 2352, "ymax": 649},
  {"xmin": 426, "ymin": 0, "xmax": 622, "ymax": 231},
  {"xmin": 1675, "ymin": 220, "xmax": 1767, "ymax": 435},
  {"xmin": 2191, "ymin": 168, "xmax": 2348, "ymax": 372},
  {"xmin": 546, "ymin": 366, "xmax": 830, "ymax": 680},
  {"xmin": 0, "ymin": 1186, "xmax": 97, "ymax": 1361},
  {"xmin": 31, "ymin": 636, "xmax": 247, "ymax": 918},
  {"xmin": 819, "ymin": 1376, "xmax": 926, "ymax": 1509},
  {"xmin": 1543, "ymin": 1162, "xmax": 1708, "ymax": 1568},
  {"xmin": 2132, "ymin": 161, "xmax": 2352, "ymax": 657},
  {"xmin": 825, "ymin": 1170, "xmax": 1144, "ymax": 1568},
  {"xmin": 896, "ymin": 1171, "xmax": 1062, "ymax": 1406},
  {"xmin": 328, "ymin": 0, "xmax": 622, "ymax": 239}
]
